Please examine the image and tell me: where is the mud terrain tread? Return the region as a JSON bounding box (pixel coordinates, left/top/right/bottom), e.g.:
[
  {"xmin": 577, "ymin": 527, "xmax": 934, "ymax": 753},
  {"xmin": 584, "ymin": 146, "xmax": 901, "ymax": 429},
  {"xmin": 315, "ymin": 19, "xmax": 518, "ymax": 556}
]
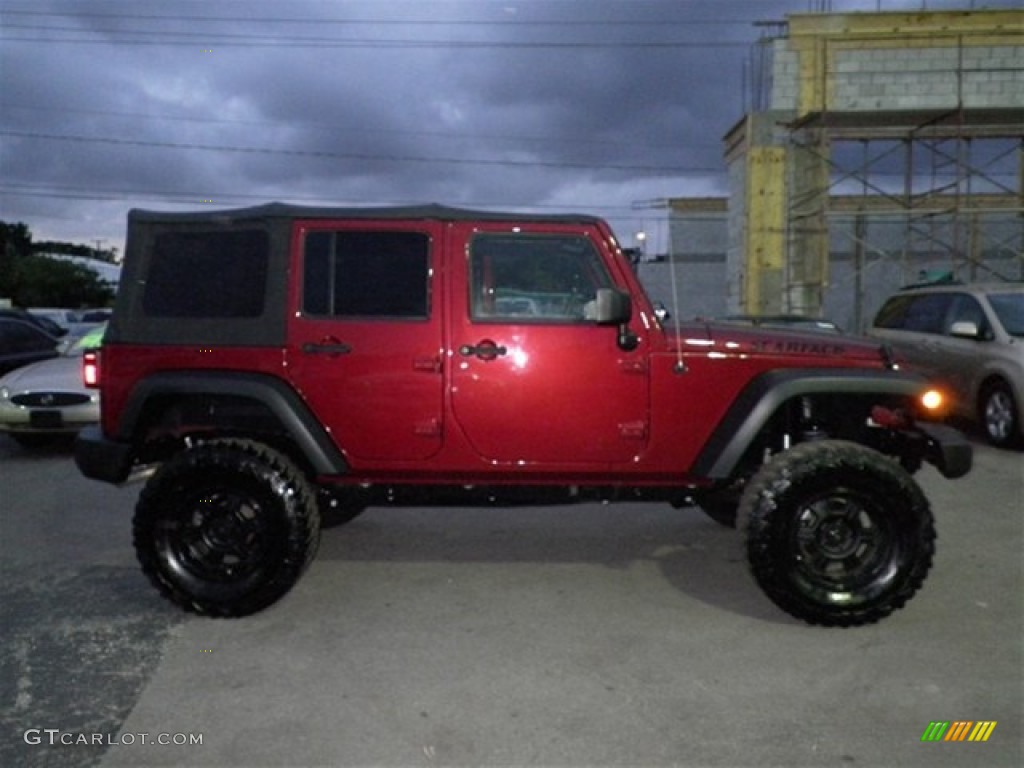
[
  {"xmin": 737, "ymin": 440, "xmax": 935, "ymax": 627},
  {"xmin": 134, "ymin": 439, "xmax": 320, "ymax": 617}
]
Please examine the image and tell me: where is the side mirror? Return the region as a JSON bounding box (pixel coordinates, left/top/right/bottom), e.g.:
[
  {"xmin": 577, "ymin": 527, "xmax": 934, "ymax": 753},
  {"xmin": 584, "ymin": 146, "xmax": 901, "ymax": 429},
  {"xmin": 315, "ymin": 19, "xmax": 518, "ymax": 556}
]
[
  {"xmin": 593, "ymin": 288, "xmax": 632, "ymax": 325},
  {"xmin": 593, "ymin": 288, "xmax": 639, "ymax": 351},
  {"xmin": 949, "ymin": 320, "xmax": 981, "ymax": 340}
]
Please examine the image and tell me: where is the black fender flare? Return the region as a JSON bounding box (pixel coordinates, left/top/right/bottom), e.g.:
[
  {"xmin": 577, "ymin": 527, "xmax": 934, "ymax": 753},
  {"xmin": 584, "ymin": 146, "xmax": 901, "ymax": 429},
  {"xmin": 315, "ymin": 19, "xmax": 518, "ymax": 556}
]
[
  {"xmin": 117, "ymin": 371, "xmax": 348, "ymax": 476},
  {"xmin": 689, "ymin": 368, "xmax": 928, "ymax": 480}
]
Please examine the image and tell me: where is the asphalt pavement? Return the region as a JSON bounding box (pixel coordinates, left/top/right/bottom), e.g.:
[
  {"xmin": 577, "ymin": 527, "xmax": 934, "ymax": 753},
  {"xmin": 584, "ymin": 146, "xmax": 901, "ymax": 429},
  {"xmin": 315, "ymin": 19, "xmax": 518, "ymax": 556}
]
[{"xmin": 1, "ymin": 436, "xmax": 1021, "ymax": 768}]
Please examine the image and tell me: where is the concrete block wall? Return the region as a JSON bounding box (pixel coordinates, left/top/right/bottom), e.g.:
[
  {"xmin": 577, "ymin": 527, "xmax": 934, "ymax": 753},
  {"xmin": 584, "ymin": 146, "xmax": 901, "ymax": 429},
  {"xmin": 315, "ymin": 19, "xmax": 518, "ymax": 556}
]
[
  {"xmin": 771, "ymin": 43, "xmax": 800, "ymax": 111},
  {"xmin": 725, "ymin": 139, "xmax": 749, "ymax": 314},
  {"xmin": 827, "ymin": 44, "xmax": 1024, "ymax": 111},
  {"xmin": 768, "ymin": 10, "xmax": 1024, "ymax": 114}
]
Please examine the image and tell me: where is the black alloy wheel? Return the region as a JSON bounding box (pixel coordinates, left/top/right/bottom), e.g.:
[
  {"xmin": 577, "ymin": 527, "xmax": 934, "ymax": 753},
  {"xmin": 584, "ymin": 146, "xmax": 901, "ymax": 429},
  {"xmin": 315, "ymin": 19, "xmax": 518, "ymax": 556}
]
[
  {"xmin": 134, "ymin": 439, "xmax": 320, "ymax": 617},
  {"xmin": 738, "ymin": 440, "xmax": 934, "ymax": 627}
]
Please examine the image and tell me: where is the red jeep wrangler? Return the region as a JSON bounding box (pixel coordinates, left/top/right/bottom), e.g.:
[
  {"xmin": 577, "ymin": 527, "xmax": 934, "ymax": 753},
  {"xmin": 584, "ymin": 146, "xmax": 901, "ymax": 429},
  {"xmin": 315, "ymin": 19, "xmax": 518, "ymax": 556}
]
[{"xmin": 75, "ymin": 204, "xmax": 971, "ymax": 625}]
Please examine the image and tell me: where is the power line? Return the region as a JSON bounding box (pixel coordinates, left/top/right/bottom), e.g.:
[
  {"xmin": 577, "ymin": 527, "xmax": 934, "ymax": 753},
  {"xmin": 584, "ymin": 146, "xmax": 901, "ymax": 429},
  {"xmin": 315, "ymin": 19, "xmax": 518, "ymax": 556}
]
[
  {"xmin": 0, "ymin": 130, "xmax": 724, "ymax": 174},
  {"xmin": 0, "ymin": 183, "xmax": 676, "ymax": 227},
  {"xmin": 1, "ymin": 103, "xmax": 720, "ymax": 154},
  {"xmin": 0, "ymin": 29, "xmax": 751, "ymax": 49},
  {"xmin": 0, "ymin": 8, "xmax": 765, "ymax": 27}
]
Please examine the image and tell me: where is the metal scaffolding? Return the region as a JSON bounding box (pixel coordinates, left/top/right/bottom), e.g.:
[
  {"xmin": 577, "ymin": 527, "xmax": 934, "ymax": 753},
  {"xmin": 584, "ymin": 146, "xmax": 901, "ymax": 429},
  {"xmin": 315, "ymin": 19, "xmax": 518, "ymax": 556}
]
[
  {"xmin": 728, "ymin": 9, "xmax": 1024, "ymax": 326},
  {"xmin": 787, "ymin": 107, "xmax": 1022, "ymax": 326}
]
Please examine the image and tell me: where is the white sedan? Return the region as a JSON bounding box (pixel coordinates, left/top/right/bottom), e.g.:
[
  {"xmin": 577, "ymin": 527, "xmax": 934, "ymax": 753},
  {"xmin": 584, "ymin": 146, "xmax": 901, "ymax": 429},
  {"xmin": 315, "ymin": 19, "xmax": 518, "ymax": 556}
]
[{"xmin": 0, "ymin": 326, "xmax": 104, "ymax": 448}]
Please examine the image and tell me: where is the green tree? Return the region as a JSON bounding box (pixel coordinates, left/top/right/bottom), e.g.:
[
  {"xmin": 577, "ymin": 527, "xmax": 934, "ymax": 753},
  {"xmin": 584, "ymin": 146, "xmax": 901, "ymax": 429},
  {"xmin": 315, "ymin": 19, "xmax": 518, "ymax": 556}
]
[
  {"xmin": 1, "ymin": 221, "xmax": 33, "ymax": 300},
  {"xmin": 1, "ymin": 220, "xmax": 115, "ymax": 307},
  {"xmin": 13, "ymin": 255, "xmax": 115, "ymax": 307}
]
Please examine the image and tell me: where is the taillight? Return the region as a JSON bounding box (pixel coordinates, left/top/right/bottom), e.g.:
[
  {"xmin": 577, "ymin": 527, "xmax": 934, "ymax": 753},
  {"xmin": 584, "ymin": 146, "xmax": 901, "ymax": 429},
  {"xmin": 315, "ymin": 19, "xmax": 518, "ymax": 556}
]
[{"xmin": 83, "ymin": 349, "xmax": 100, "ymax": 388}]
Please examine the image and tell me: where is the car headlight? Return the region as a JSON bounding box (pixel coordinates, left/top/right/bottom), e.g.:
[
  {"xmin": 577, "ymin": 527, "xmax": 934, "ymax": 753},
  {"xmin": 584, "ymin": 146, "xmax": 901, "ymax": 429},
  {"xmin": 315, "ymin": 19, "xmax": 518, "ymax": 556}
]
[{"xmin": 0, "ymin": 386, "xmax": 9, "ymax": 401}]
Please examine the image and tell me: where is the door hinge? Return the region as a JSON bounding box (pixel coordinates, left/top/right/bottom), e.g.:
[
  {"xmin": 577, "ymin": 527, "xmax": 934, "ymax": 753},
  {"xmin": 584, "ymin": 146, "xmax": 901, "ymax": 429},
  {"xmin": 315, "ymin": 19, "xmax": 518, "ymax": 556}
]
[
  {"xmin": 618, "ymin": 359, "xmax": 648, "ymax": 374},
  {"xmin": 413, "ymin": 356, "xmax": 442, "ymax": 373},
  {"xmin": 414, "ymin": 418, "xmax": 442, "ymax": 437},
  {"xmin": 618, "ymin": 421, "xmax": 648, "ymax": 439}
]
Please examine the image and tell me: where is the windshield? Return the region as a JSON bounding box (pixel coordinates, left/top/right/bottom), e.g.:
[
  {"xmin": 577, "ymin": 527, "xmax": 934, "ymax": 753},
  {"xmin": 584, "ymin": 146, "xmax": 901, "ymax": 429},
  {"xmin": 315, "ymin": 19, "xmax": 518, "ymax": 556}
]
[{"xmin": 988, "ymin": 293, "xmax": 1024, "ymax": 337}]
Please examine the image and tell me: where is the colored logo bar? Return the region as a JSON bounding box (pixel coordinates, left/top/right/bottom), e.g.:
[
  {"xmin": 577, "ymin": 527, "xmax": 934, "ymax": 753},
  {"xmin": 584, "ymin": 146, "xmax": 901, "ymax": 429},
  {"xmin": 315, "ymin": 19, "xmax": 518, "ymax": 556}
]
[{"xmin": 921, "ymin": 721, "xmax": 997, "ymax": 742}]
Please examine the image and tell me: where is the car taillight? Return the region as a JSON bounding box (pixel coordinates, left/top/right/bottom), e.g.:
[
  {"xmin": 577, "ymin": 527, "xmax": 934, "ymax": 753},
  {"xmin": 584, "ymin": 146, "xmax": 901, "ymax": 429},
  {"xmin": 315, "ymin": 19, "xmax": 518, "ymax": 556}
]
[{"xmin": 83, "ymin": 349, "xmax": 100, "ymax": 387}]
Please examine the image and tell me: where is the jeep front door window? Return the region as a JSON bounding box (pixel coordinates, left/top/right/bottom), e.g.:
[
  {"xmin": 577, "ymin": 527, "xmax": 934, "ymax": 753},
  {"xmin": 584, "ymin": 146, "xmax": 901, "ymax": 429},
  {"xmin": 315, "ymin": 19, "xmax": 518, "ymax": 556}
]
[{"xmin": 470, "ymin": 233, "xmax": 611, "ymax": 322}]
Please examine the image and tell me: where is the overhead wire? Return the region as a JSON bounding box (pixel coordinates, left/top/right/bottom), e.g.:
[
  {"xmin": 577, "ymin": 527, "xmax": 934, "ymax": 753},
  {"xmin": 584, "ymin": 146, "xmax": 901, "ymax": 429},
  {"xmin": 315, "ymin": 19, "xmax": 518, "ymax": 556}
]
[
  {"xmin": 0, "ymin": 3, "xmax": 749, "ymax": 228},
  {"xmin": 0, "ymin": 130, "xmax": 724, "ymax": 175}
]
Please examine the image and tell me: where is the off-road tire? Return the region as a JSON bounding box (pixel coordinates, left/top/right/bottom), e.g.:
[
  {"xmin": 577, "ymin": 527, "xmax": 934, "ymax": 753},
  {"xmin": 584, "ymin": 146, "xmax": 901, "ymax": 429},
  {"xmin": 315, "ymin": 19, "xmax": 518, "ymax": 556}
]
[
  {"xmin": 134, "ymin": 439, "xmax": 321, "ymax": 617},
  {"xmin": 737, "ymin": 440, "xmax": 934, "ymax": 627},
  {"xmin": 980, "ymin": 380, "xmax": 1020, "ymax": 449}
]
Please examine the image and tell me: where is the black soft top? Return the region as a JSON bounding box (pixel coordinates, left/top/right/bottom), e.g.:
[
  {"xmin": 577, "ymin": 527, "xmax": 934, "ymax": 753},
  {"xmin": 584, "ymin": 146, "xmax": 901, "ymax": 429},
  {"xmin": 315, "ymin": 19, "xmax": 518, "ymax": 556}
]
[
  {"xmin": 128, "ymin": 202, "xmax": 605, "ymax": 226},
  {"xmin": 112, "ymin": 202, "xmax": 609, "ymax": 348}
]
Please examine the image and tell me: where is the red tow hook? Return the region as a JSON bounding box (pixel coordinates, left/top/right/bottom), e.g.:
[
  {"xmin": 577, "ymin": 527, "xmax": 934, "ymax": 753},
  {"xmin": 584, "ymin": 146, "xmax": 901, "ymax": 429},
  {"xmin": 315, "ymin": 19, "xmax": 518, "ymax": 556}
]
[{"xmin": 871, "ymin": 405, "xmax": 910, "ymax": 429}]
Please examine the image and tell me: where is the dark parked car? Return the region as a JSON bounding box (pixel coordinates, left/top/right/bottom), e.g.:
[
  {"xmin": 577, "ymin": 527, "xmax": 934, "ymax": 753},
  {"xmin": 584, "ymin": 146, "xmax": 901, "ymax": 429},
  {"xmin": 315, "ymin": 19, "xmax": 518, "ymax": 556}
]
[
  {"xmin": 0, "ymin": 317, "xmax": 61, "ymax": 375},
  {"xmin": 0, "ymin": 308, "xmax": 67, "ymax": 338}
]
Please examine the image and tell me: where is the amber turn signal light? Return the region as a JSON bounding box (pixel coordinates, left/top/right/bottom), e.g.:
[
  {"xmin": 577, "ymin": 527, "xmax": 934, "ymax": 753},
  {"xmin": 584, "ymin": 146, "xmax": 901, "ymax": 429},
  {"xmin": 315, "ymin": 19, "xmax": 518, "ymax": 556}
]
[{"xmin": 919, "ymin": 389, "xmax": 944, "ymax": 412}]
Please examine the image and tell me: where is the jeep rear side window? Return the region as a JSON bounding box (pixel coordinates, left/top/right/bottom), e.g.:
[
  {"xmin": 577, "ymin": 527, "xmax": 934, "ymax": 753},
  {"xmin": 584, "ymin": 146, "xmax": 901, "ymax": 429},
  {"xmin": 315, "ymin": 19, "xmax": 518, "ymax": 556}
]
[
  {"xmin": 143, "ymin": 230, "xmax": 269, "ymax": 318},
  {"xmin": 469, "ymin": 233, "xmax": 611, "ymax": 322},
  {"xmin": 303, "ymin": 231, "xmax": 429, "ymax": 319}
]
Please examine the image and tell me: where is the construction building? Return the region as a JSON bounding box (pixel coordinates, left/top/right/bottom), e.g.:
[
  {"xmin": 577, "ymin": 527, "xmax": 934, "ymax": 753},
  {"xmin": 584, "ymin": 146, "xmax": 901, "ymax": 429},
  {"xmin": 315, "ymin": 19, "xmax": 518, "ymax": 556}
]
[{"xmin": 643, "ymin": 7, "xmax": 1022, "ymax": 332}]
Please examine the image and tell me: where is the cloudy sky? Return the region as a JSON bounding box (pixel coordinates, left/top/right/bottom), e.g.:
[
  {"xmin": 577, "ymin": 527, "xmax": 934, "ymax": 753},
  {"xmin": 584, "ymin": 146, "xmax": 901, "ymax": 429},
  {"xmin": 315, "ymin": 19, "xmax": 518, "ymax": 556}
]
[{"xmin": 0, "ymin": 0, "xmax": 1009, "ymax": 256}]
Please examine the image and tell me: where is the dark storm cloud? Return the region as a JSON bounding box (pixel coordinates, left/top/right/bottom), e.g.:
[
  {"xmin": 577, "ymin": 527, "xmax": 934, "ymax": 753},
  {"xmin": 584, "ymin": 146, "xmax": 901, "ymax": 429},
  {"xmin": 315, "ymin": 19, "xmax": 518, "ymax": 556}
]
[{"xmin": 0, "ymin": 0, "xmax": 1001, "ymax": 248}]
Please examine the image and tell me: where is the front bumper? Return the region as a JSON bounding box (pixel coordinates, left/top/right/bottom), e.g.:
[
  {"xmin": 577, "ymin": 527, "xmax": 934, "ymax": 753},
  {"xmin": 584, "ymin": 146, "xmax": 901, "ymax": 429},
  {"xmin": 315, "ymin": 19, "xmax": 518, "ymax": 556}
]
[
  {"xmin": 0, "ymin": 402, "xmax": 98, "ymax": 434},
  {"xmin": 74, "ymin": 425, "xmax": 134, "ymax": 484},
  {"xmin": 916, "ymin": 421, "xmax": 973, "ymax": 479}
]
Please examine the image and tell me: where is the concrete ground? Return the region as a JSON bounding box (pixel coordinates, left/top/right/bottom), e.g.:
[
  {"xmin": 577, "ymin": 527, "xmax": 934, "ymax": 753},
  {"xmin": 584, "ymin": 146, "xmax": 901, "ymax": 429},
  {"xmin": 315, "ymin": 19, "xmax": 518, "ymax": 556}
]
[{"xmin": 1, "ymin": 437, "xmax": 1020, "ymax": 768}]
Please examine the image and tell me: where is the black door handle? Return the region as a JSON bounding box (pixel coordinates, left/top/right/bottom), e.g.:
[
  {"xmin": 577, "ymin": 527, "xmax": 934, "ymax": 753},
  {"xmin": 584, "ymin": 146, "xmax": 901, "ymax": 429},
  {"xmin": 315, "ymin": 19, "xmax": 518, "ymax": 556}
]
[{"xmin": 459, "ymin": 340, "xmax": 507, "ymax": 361}]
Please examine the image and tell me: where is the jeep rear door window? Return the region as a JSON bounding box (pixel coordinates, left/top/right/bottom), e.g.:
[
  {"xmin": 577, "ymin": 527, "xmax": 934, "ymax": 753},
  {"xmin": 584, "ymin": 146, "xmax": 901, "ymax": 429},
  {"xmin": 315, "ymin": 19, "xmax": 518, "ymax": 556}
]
[
  {"xmin": 303, "ymin": 231, "xmax": 429, "ymax": 319},
  {"xmin": 469, "ymin": 233, "xmax": 611, "ymax": 322},
  {"xmin": 143, "ymin": 230, "xmax": 269, "ymax": 318}
]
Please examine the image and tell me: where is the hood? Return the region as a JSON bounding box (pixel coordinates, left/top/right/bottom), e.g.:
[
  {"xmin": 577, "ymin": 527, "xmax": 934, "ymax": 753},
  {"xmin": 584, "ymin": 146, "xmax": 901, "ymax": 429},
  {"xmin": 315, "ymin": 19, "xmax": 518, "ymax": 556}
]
[{"xmin": 668, "ymin": 321, "xmax": 893, "ymax": 367}]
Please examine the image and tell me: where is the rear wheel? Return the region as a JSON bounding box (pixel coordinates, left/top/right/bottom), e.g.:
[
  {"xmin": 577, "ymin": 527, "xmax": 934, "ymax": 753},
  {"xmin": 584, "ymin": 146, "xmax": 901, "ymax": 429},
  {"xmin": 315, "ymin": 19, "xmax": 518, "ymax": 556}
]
[
  {"xmin": 134, "ymin": 439, "xmax": 320, "ymax": 617},
  {"xmin": 738, "ymin": 440, "xmax": 934, "ymax": 627},
  {"xmin": 980, "ymin": 381, "xmax": 1020, "ymax": 448}
]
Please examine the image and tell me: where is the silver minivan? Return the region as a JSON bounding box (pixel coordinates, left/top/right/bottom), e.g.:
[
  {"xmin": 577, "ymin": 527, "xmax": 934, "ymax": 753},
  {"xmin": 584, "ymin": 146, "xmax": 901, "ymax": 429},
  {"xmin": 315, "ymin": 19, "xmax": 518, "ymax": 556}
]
[{"xmin": 870, "ymin": 282, "xmax": 1024, "ymax": 448}]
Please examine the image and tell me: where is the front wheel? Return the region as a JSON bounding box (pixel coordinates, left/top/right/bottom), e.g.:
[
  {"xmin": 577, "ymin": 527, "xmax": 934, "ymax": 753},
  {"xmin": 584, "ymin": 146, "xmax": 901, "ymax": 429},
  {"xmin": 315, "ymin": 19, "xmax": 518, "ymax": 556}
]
[
  {"xmin": 738, "ymin": 440, "xmax": 934, "ymax": 627},
  {"xmin": 134, "ymin": 439, "xmax": 321, "ymax": 617}
]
